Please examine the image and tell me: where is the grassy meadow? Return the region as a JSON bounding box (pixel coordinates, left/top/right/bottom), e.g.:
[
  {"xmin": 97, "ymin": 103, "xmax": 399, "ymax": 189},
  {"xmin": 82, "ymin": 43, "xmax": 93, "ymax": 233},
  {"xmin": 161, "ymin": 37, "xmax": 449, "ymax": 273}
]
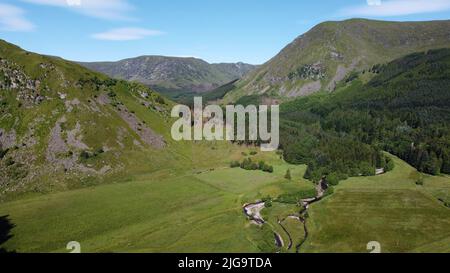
[
  {"xmin": 0, "ymin": 147, "xmax": 314, "ymax": 253},
  {"xmin": 303, "ymin": 155, "xmax": 450, "ymax": 253},
  {"xmin": 1, "ymin": 140, "xmax": 449, "ymax": 253}
]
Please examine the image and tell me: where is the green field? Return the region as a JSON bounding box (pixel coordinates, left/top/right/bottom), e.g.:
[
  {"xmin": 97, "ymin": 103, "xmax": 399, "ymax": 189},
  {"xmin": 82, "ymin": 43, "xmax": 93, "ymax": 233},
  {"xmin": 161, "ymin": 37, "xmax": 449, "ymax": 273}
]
[
  {"xmin": 0, "ymin": 149, "xmax": 315, "ymax": 253},
  {"xmin": 303, "ymin": 155, "xmax": 450, "ymax": 253},
  {"xmin": 1, "ymin": 147, "xmax": 450, "ymax": 253}
]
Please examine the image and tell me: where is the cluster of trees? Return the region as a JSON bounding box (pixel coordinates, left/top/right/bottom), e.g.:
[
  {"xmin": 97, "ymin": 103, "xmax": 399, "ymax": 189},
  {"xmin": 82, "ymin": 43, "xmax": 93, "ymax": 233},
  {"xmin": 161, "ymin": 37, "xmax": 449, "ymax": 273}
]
[
  {"xmin": 77, "ymin": 76, "xmax": 118, "ymax": 91},
  {"xmin": 230, "ymin": 158, "xmax": 274, "ymax": 173},
  {"xmin": 279, "ymin": 49, "xmax": 450, "ymax": 183}
]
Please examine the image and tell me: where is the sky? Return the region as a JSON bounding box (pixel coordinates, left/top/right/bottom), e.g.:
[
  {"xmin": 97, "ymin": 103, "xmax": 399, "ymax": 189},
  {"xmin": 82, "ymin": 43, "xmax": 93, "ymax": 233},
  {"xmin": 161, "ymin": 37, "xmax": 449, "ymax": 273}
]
[{"xmin": 0, "ymin": 0, "xmax": 450, "ymax": 64}]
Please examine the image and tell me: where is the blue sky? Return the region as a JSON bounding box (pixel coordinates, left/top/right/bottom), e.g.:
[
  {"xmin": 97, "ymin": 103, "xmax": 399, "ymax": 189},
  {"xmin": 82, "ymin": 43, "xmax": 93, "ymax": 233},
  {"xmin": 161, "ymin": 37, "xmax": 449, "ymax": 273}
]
[{"xmin": 0, "ymin": 0, "xmax": 450, "ymax": 64}]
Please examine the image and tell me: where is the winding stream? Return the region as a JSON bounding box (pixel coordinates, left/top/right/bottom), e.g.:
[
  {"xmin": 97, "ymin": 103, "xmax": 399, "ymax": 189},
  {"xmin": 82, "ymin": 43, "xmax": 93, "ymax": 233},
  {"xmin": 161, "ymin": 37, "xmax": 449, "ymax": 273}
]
[{"xmin": 243, "ymin": 181, "xmax": 326, "ymax": 253}]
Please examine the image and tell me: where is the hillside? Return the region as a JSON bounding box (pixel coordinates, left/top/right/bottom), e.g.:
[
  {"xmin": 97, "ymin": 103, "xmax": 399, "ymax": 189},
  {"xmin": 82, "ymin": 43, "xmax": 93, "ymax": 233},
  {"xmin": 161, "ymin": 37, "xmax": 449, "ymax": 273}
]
[
  {"xmin": 280, "ymin": 48, "xmax": 450, "ymax": 185},
  {"xmin": 79, "ymin": 57, "xmax": 256, "ymax": 103},
  {"xmin": 224, "ymin": 19, "xmax": 450, "ymax": 102},
  {"xmin": 0, "ymin": 39, "xmax": 191, "ymax": 200}
]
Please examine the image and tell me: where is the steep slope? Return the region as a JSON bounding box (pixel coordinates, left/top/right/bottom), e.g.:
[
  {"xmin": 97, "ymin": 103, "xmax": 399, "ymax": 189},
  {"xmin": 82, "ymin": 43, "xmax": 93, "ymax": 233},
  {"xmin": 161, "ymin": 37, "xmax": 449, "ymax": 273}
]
[
  {"xmin": 79, "ymin": 56, "xmax": 256, "ymax": 103},
  {"xmin": 225, "ymin": 19, "xmax": 450, "ymax": 102},
  {"xmin": 0, "ymin": 39, "xmax": 183, "ymax": 199},
  {"xmin": 280, "ymin": 48, "xmax": 450, "ymax": 184}
]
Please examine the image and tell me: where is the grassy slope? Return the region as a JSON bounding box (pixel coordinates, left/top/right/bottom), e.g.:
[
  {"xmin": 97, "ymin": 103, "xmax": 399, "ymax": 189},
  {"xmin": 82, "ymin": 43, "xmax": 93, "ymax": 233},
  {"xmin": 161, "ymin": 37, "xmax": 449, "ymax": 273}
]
[
  {"xmin": 304, "ymin": 155, "xmax": 450, "ymax": 253},
  {"xmin": 0, "ymin": 149, "xmax": 315, "ymax": 253},
  {"xmin": 224, "ymin": 19, "xmax": 450, "ymax": 102},
  {"xmin": 0, "ymin": 39, "xmax": 213, "ymax": 200}
]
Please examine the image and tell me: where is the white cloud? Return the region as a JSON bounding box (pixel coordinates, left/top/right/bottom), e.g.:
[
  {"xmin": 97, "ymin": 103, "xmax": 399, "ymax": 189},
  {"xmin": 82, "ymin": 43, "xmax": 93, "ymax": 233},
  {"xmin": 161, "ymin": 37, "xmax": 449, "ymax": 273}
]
[
  {"xmin": 341, "ymin": 0, "xmax": 450, "ymax": 17},
  {"xmin": 21, "ymin": 0, "xmax": 134, "ymax": 20},
  {"xmin": 0, "ymin": 3, "xmax": 35, "ymax": 31},
  {"xmin": 92, "ymin": 28, "xmax": 164, "ymax": 41}
]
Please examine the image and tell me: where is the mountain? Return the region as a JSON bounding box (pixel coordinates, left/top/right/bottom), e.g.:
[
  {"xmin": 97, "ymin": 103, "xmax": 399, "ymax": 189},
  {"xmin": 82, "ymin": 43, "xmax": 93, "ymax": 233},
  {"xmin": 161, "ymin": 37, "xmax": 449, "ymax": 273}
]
[
  {"xmin": 79, "ymin": 56, "xmax": 257, "ymax": 103},
  {"xmin": 279, "ymin": 48, "xmax": 450, "ymax": 184},
  {"xmin": 224, "ymin": 19, "xmax": 450, "ymax": 102},
  {"xmin": 0, "ymin": 39, "xmax": 187, "ymax": 199}
]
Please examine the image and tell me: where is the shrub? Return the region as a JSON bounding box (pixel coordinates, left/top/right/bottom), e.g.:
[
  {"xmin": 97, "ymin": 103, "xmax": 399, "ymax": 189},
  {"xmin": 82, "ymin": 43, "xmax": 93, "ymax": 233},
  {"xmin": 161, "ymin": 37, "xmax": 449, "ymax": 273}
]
[
  {"xmin": 326, "ymin": 173, "xmax": 340, "ymax": 186},
  {"xmin": 258, "ymin": 161, "xmax": 266, "ymax": 170},
  {"xmin": 285, "ymin": 169, "xmax": 292, "ymax": 180},
  {"xmin": 360, "ymin": 162, "xmax": 376, "ymax": 176},
  {"xmin": 262, "ymin": 196, "xmax": 273, "ymax": 208},
  {"xmin": 385, "ymin": 158, "xmax": 395, "ymax": 172},
  {"xmin": 0, "ymin": 148, "xmax": 9, "ymax": 159},
  {"xmin": 5, "ymin": 157, "xmax": 15, "ymax": 166},
  {"xmin": 416, "ymin": 177, "xmax": 424, "ymax": 186},
  {"xmin": 263, "ymin": 165, "xmax": 274, "ymax": 173},
  {"xmin": 80, "ymin": 151, "xmax": 92, "ymax": 161},
  {"xmin": 155, "ymin": 96, "xmax": 166, "ymax": 105},
  {"xmin": 94, "ymin": 148, "xmax": 105, "ymax": 156},
  {"xmin": 322, "ymin": 186, "xmax": 335, "ymax": 198},
  {"xmin": 230, "ymin": 161, "xmax": 240, "ymax": 168}
]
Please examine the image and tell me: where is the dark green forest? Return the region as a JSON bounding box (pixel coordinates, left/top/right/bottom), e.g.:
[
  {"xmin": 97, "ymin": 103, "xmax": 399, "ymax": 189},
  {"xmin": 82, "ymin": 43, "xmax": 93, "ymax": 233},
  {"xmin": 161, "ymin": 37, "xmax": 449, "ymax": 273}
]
[{"xmin": 279, "ymin": 49, "xmax": 450, "ymax": 183}]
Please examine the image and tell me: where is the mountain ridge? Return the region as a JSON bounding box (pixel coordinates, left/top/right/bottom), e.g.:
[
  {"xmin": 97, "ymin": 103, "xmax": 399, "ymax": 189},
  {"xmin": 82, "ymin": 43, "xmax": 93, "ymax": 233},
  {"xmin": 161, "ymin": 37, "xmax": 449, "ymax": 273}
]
[
  {"xmin": 79, "ymin": 56, "xmax": 257, "ymax": 103},
  {"xmin": 223, "ymin": 18, "xmax": 450, "ymax": 102}
]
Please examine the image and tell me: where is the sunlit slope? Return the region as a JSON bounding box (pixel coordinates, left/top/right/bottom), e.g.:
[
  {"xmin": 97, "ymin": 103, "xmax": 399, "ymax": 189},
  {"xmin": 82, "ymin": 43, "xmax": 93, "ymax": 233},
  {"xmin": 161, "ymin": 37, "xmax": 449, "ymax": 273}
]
[
  {"xmin": 0, "ymin": 39, "xmax": 220, "ymax": 200},
  {"xmin": 225, "ymin": 19, "xmax": 450, "ymax": 102},
  {"xmin": 0, "ymin": 150, "xmax": 314, "ymax": 253},
  {"xmin": 304, "ymin": 155, "xmax": 450, "ymax": 253}
]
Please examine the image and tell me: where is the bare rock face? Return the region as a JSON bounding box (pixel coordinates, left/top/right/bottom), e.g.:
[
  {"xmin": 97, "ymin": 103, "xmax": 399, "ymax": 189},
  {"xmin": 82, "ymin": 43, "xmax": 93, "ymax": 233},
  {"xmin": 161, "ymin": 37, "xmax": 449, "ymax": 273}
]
[
  {"xmin": 0, "ymin": 59, "xmax": 45, "ymax": 107},
  {"xmin": 116, "ymin": 104, "xmax": 166, "ymax": 149},
  {"xmin": 0, "ymin": 129, "xmax": 16, "ymax": 150}
]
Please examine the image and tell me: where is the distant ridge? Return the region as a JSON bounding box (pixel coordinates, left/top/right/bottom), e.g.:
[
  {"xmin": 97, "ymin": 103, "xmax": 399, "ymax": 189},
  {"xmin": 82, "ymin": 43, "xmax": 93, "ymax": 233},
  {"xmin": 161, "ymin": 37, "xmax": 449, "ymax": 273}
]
[{"xmin": 79, "ymin": 56, "xmax": 257, "ymax": 103}]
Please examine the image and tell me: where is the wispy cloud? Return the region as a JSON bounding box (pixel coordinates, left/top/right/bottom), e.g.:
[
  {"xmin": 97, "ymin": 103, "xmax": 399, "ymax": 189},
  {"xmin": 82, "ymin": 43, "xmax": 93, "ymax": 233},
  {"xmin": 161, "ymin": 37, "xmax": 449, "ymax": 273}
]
[
  {"xmin": 0, "ymin": 3, "xmax": 35, "ymax": 31},
  {"xmin": 92, "ymin": 28, "xmax": 164, "ymax": 41},
  {"xmin": 21, "ymin": 0, "xmax": 134, "ymax": 20},
  {"xmin": 340, "ymin": 0, "xmax": 450, "ymax": 17}
]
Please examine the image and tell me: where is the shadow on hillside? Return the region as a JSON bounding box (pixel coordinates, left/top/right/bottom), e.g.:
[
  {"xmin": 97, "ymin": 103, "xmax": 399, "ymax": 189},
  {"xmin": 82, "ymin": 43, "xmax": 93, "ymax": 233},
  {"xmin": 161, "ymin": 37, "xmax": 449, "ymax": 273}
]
[{"xmin": 0, "ymin": 215, "xmax": 15, "ymax": 253}]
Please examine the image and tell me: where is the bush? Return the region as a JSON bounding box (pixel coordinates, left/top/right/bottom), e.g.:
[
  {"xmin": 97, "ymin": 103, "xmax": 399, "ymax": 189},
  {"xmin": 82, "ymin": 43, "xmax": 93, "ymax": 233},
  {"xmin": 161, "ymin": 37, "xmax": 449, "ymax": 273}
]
[
  {"xmin": 94, "ymin": 147, "xmax": 105, "ymax": 156},
  {"xmin": 326, "ymin": 173, "xmax": 340, "ymax": 186},
  {"xmin": 285, "ymin": 169, "xmax": 292, "ymax": 180},
  {"xmin": 360, "ymin": 162, "xmax": 376, "ymax": 176},
  {"xmin": 155, "ymin": 96, "xmax": 166, "ymax": 105},
  {"xmin": 385, "ymin": 158, "xmax": 395, "ymax": 172},
  {"xmin": 0, "ymin": 148, "xmax": 9, "ymax": 159},
  {"xmin": 235, "ymin": 159, "xmax": 274, "ymax": 173},
  {"xmin": 79, "ymin": 151, "xmax": 91, "ymax": 160},
  {"xmin": 5, "ymin": 157, "xmax": 15, "ymax": 166},
  {"xmin": 230, "ymin": 161, "xmax": 240, "ymax": 168},
  {"xmin": 262, "ymin": 196, "xmax": 273, "ymax": 208},
  {"xmin": 322, "ymin": 186, "xmax": 335, "ymax": 198},
  {"xmin": 258, "ymin": 161, "xmax": 266, "ymax": 170},
  {"xmin": 263, "ymin": 165, "xmax": 274, "ymax": 173},
  {"xmin": 250, "ymin": 151, "xmax": 258, "ymax": 156},
  {"xmin": 416, "ymin": 177, "xmax": 424, "ymax": 186}
]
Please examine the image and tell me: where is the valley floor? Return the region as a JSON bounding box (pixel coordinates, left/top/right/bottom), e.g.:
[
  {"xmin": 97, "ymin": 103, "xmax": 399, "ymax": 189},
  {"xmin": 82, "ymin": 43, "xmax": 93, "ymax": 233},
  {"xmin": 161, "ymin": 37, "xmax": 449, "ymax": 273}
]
[{"xmin": 0, "ymin": 151, "xmax": 449, "ymax": 253}]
